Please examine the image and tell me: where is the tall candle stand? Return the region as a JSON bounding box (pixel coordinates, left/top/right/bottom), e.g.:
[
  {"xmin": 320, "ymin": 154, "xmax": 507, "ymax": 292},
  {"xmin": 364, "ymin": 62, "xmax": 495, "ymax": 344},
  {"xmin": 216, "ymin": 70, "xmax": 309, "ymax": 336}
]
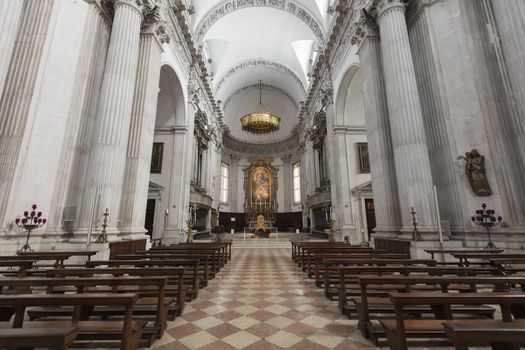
[
  {"xmin": 15, "ymin": 204, "xmax": 47, "ymax": 254},
  {"xmin": 95, "ymin": 208, "xmax": 109, "ymax": 243},
  {"xmin": 186, "ymin": 218, "xmax": 194, "ymax": 243},
  {"xmin": 327, "ymin": 218, "xmax": 336, "ymax": 242},
  {"xmin": 410, "ymin": 207, "xmax": 422, "ymax": 242},
  {"xmin": 471, "ymin": 203, "xmax": 502, "ymax": 249}
]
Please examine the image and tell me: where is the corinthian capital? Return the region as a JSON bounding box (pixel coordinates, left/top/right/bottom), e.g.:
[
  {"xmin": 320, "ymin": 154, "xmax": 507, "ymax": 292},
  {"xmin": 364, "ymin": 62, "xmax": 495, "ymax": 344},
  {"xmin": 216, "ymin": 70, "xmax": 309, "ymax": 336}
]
[
  {"xmin": 154, "ymin": 24, "xmax": 171, "ymax": 44},
  {"xmin": 375, "ymin": 0, "xmax": 408, "ymax": 18},
  {"xmin": 351, "ymin": 9, "xmax": 379, "ymax": 47}
]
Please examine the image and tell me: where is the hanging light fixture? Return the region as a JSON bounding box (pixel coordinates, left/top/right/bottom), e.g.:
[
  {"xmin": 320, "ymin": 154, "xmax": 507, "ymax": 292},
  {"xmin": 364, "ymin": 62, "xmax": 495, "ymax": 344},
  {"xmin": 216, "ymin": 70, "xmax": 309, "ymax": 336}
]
[{"xmin": 240, "ymin": 80, "xmax": 281, "ymax": 135}]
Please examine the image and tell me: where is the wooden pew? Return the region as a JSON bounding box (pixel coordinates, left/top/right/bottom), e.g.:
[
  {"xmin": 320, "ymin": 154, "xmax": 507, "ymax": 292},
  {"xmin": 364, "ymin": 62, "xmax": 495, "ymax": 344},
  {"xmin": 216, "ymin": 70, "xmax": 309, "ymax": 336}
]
[
  {"xmin": 117, "ymin": 253, "xmax": 210, "ymax": 287},
  {"xmin": 0, "ymin": 327, "xmax": 78, "ymax": 350},
  {"xmin": 0, "ymin": 293, "xmax": 144, "ymax": 350},
  {"xmin": 147, "ymin": 248, "xmax": 221, "ymax": 276},
  {"xmin": 86, "ymin": 259, "xmax": 200, "ymax": 300},
  {"xmin": 356, "ymin": 275, "xmax": 525, "ymax": 341},
  {"xmin": 149, "ymin": 243, "xmax": 228, "ymax": 272},
  {"xmin": 337, "ymin": 266, "xmax": 499, "ymax": 317},
  {"xmin": 291, "ymin": 242, "xmax": 367, "ymax": 263},
  {"xmin": 425, "ymin": 248, "xmax": 503, "ymax": 260},
  {"xmin": 46, "ymin": 267, "xmax": 185, "ymax": 318},
  {"xmin": 0, "ymin": 260, "xmax": 35, "ymax": 278},
  {"xmin": 382, "ymin": 292, "xmax": 525, "ymax": 350},
  {"xmin": 443, "ymin": 321, "xmax": 525, "ymax": 350},
  {"xmin": 0, "ymin": 276, "xmax": 169, "ymax": 344},
  {"xmin": 452, "ymin": 253, "xmax": 525, "ymax": 267},
  {"xmin": 17, "ymin": 251, "xmax": 98, "ymax": 268},
  {"xmin": 178, "ymin": 241, "xmax": 233, "ymax": 261},
  {"xmin": 319, "ymin": 258, "xmax": 437, "ymax": 298}
]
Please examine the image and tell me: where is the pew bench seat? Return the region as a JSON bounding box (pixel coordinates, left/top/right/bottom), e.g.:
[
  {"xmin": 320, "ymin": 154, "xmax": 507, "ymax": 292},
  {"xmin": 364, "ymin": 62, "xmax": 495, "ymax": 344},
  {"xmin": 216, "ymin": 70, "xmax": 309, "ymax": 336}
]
[
  {"xmin": 0, "ymin": 327, "xmax": 78, "ymax": 350},
  {"xmin": 443, "ymin": 321, "xmax": 525, "ymax": 350}
]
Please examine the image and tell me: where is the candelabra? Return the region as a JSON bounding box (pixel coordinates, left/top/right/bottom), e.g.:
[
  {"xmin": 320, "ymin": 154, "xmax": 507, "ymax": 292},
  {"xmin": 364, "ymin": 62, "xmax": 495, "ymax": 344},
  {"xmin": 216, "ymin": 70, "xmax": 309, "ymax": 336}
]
[
  {"xmin": 327, "ymin": 218, "xmax": 336, "ymax": 242},
  {"xmin": 410, "ymin": 207, "xmax": 422, "ymax": 242},
  {"xmin": 186, "ymin": 218, "xmax": 194, "ymax": 243},
  {"xmin": 15, "ymin": 204, "xmax": 47, "ymax": 253},
  {"xmin": 95, "ymin": 208, "xmax": 109, "ymax": 243},
  {"xmin": 471, "ymin": 203, "xmax": 502, "ymax": 249}
]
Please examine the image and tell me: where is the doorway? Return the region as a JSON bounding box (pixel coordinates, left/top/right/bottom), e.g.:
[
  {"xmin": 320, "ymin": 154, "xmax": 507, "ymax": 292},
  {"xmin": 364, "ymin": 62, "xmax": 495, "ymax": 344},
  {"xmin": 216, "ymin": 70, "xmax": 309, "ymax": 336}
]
[
  {"xmin": 364, "ymin": 198, "xmax": 376, "ymax": 240},
  {"xmin": 145, "ymin": 199, "xmax": 156, "ymax": 239}
]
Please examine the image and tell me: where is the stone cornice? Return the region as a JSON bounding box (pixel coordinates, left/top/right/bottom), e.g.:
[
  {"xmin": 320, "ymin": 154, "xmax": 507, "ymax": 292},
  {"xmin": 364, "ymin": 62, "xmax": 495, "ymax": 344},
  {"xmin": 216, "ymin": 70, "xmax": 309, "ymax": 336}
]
[
  {"xmin": 214, "ymin": 59, "xmax": 306, "ymax": 94},
  {"xmin": 223, "ymin": 83, "xmax": 298, "ymax": 110},
  {"xmin": 223, "ymin": 132, "xmax": 299, "ymax": 156}
]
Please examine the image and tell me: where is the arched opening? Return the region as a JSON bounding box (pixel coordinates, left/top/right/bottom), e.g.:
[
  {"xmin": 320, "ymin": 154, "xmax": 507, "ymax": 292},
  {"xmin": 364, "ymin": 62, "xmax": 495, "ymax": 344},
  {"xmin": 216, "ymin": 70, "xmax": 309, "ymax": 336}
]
[
  {"xmin": 145, "ymin": 65, "xmax": 185, "ymax": 241},
  {"xmin": 335, "ymin": 67, "xmax": 374, "ymax": 243}
]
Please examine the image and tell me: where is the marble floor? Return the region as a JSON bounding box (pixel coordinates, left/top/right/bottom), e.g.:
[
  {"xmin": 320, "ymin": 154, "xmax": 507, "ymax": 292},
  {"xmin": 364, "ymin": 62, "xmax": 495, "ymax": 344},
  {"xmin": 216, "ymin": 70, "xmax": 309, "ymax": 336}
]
[{"xmin": 150, "ymin": 243, "xmax": 455, "ymax": 350}]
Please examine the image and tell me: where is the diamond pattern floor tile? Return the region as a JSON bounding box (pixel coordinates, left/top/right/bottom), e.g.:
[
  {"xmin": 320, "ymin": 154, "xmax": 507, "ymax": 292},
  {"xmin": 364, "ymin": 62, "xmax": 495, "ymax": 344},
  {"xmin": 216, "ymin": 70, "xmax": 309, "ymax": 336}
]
[{"xmin": 152, "ymin": 245, "xmax": 380, "ymax": 350}]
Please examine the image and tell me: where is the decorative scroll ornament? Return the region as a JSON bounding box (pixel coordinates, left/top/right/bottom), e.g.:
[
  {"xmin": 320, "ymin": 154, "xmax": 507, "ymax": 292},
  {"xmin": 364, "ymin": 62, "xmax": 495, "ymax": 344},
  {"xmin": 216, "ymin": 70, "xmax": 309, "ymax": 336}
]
[{"xmin": 240, "ymin": 80, "xmax": 281, "ymax": 135}]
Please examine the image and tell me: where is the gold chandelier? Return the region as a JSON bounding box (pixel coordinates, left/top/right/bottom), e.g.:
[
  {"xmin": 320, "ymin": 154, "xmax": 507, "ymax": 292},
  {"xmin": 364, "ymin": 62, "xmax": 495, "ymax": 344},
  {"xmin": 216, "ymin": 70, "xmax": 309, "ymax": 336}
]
[{"xmin": 240, "ymin": 80, "xmax": 281, "ymax": 135}]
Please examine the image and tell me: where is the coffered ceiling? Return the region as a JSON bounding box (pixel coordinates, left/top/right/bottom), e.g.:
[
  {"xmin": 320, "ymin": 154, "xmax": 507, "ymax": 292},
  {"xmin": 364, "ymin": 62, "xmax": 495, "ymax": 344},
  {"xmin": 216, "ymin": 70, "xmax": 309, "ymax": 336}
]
[{"xmin": 183, "ymin": 0, "xmax": 336, "ymax": 143}]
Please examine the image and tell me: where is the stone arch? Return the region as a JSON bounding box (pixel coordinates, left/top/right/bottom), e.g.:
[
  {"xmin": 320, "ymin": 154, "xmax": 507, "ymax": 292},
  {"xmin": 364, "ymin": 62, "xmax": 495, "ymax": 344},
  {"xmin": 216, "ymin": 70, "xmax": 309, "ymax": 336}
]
[
  {"xmin": 156, "ymin": 65, "xmax": 186, "ymax": 126},
  {"xmin": 334, "ymin": 65, "xmax": 363, "ymax": 127},
  {"xmin": 195, "ymin": 1, "xmax": 325, "ymax": 45}
]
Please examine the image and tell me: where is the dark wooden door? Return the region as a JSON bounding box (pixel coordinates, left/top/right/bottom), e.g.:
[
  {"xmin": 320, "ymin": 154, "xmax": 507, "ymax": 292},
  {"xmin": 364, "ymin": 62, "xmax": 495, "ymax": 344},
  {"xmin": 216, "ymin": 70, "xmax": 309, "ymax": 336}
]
[
  {"xmin": 144, "ymin": 199, "xmax": 156, "ymax": 238},
  {"xmin": 364, "ymin": 198, "xmax": 376, "ymax": 240}
]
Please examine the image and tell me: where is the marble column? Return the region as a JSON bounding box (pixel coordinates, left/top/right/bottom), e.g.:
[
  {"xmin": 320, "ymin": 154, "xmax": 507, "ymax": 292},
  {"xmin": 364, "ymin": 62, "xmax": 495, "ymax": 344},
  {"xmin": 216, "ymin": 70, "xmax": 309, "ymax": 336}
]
[
  {"xmin": 0, "ymin": 0, "xmax": 55, "ymax": 229},
  {"xmin": 353, "ymin": 15, "xmax": 402, "ymax": 237},
  {"xmin": 78, "ymin": 0, "xmax": 145, "ymax": 236},
  {"xmin": 0, "ymin": 0, "xmax": 24, "ymax": 96},
  {"xmin": 377, "ymin": 0, "xmax": 438, "ymax": 235},
  {"xmin": 118, "ymin": 24, "xmax": 167, "ymax": 238},
  {"xmin": 489, "ymin": 0, "xmax": 525, "ymax": 227}
]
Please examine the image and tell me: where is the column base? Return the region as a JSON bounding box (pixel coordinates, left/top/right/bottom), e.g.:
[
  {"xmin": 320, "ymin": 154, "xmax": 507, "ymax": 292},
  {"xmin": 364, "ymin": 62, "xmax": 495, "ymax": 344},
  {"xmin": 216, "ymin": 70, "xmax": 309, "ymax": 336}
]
[{"xmin": 117, "ymin": 226, "xmax": 148, "ymax": 241}]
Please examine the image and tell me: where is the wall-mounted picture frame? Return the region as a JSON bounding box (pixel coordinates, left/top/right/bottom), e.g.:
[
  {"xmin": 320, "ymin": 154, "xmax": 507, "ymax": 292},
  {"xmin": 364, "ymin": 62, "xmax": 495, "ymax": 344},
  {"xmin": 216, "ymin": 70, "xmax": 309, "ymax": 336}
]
[
  {"xmin": 150, "ymin": 142, "xmax": 164, "ymax": 174},
  {"xmin": 357, "ymin": 142, "xmax": 370, "ymax": 173}
]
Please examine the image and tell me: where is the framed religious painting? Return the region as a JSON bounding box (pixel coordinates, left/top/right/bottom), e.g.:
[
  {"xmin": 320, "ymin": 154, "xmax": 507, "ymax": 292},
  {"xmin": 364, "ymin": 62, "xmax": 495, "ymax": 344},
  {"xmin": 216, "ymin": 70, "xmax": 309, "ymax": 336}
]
[
  {"xmin": 150, "ymin": 142, "xmax": 164, "ymax": 174},
  {"xmin": 357, "ymin": 142, "xmax": 370, "ymax": 173}
]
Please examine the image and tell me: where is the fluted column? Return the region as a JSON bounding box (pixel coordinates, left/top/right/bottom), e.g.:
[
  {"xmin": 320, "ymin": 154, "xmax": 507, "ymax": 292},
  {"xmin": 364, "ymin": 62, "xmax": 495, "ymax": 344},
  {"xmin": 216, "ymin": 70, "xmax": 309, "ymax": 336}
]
[
  {"xmin": 489, "ymin": 0, "xmax": 525, "ymax": 226},
  {"xmin": 46, "ymin": 0, "xmax": 111, "ymax": 235},
  {"xmin": 353, "ymin": 15, "xmax": 402, "ymax": 237},
  {"xmin": 0, "ymin": 0, "xmax": 24, "ymax": 96},
  {"xmin": 118, "ymin": 25, "xmax": 167, "ymax": 238},
  {"xmin": 78, "ymin": 0, "xmax": 145, "ymax": 236},
  {"xmin": 377, "ymin": 0, "xmax": 437, "ymax": 235},
  {"xmin": 0, "ymin": 0, "xmax": 55, "ymax": 228}
]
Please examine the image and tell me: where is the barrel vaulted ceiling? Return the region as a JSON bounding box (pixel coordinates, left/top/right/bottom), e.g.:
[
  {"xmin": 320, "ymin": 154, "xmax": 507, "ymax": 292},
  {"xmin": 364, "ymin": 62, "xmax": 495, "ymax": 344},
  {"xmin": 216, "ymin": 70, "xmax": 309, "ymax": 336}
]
[{"xmin": 183, "ymin": 0, "xmax": 336, "ymax": 143}]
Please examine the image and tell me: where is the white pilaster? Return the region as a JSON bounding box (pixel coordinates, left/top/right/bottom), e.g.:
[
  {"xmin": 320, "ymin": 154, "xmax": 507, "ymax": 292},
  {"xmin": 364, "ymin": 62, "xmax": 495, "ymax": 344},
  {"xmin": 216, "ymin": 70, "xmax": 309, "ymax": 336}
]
[
  {"xmin": 0, "ymin": 0, "xmax": 24, "ymax": 96},
  {"xmin": 0, "ymin": 0, "xmax": 55, "ymax": 229}
]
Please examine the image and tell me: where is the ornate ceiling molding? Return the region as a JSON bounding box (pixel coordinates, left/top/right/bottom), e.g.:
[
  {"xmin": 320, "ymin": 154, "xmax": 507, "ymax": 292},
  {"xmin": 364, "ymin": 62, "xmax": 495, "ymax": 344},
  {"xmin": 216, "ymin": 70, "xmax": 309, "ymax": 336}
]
[
  {"xmin": 223, "ymin": 132, "xmax": 299, "ymax": 155},
  {"xmin": 194, "ymin": 0, "xmax": 325, "ymax": 45},
  {"xmin": 214, "ymin": 59, "xmax": 306, "ymax": 94},
  {"xmin": 222, "ymin": 83, "xmax": 298, "ymax": 110}
]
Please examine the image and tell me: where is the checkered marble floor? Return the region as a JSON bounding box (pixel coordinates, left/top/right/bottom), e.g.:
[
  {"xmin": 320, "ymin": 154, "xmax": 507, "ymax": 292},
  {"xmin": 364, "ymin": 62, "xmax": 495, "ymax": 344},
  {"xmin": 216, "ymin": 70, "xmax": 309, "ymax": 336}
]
[{"xmin": 150, "ymin": 245, "xmax": 457, "ymax": 350}]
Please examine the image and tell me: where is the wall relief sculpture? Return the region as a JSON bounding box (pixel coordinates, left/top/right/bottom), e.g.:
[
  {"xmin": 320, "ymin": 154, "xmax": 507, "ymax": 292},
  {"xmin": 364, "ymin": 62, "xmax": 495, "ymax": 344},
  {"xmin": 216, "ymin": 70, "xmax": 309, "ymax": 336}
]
[{"xmin": 458, "ymin": 149, "xmax": 492, "ymax": 196}]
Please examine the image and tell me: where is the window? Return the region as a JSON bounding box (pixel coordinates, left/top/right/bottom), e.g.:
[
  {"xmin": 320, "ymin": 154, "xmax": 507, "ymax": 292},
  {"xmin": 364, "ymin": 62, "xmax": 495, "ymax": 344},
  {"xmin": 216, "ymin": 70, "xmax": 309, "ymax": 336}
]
[
  {"xmin": 150, "ymin": 142, "xmax": 164, "ymax": 174},
  {"xmin": 293, "ymin": 163, "xmax": 301, "ymax": 203},
  {"xmin": 220, "ymin": 163, "xmax": 229, "ymax": 203}
]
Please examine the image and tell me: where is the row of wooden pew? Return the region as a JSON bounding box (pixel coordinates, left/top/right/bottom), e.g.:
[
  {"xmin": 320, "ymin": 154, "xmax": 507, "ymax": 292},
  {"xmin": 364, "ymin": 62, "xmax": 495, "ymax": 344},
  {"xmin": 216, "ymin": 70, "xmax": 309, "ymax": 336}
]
[
  {"xmin": 0, "ymin": 241, "xmax": 232, "ymax": 350},
  {"xmin": 291, "ymin": 241, "xmax": 525, "ymax": 350}
]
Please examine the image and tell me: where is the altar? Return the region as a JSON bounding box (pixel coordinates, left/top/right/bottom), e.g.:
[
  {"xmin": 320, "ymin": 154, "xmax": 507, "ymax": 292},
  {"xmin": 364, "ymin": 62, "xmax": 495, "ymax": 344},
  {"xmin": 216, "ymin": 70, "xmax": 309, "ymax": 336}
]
[{"xmin": 242, "ymin": 157, "xmax": 279, "ymax": 239}]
